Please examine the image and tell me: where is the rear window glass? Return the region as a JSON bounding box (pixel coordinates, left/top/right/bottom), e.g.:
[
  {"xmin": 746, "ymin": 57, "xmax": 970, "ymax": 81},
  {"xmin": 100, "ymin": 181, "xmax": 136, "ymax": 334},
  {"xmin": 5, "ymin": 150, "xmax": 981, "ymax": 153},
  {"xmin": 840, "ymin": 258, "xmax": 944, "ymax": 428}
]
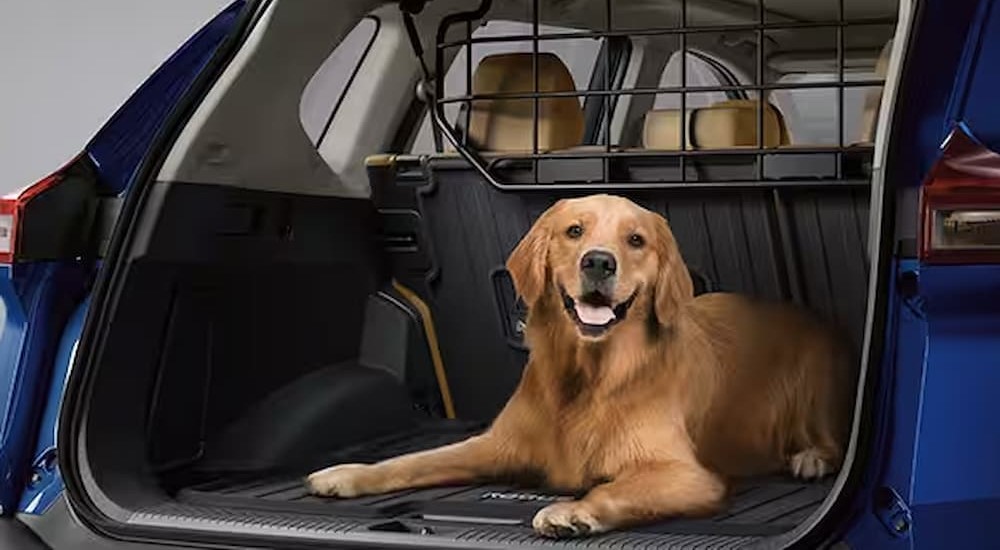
[
  {"xmin": 770, "ymin": 72, "xmax": 879, "ymax": 145},
  {"xmin": 410, "ymin": 20, "xmax": 604, "ymax": 154}
]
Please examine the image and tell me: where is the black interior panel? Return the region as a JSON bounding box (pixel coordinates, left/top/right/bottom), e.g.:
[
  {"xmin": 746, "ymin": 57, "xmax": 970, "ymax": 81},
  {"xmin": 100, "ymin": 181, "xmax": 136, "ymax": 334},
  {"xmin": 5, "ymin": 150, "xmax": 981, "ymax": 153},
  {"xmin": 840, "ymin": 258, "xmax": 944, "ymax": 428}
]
[
  {"xmin": 358, "ymin": 290, "xmax": 447, "ymax": 416},
  {"xmin": 372, "ymin": 157, "xmax": 871, "ymax": 420},
  {"xmin": 199, "ymin": 361, "xmax": 419, "ymax": 473},
  {"xmin": 86, "ymin": 182, "xmax": 388, "ymax": 482}
]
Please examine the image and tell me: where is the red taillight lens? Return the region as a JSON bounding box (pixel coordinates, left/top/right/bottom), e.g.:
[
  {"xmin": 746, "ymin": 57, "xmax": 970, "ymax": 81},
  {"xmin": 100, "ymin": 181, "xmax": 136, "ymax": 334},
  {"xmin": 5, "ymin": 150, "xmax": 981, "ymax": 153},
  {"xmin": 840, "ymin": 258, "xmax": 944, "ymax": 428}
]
[
  {"xmin": 0, "ymin": 156, "xmax": 79, "ymax": 264},
  {"xmin": 920, "ymin": 126, "xmax": 1000, "ymax": 264},
  {"xmin": 0, "ymin": 213, "xmax": 13, "ymax": 260}
]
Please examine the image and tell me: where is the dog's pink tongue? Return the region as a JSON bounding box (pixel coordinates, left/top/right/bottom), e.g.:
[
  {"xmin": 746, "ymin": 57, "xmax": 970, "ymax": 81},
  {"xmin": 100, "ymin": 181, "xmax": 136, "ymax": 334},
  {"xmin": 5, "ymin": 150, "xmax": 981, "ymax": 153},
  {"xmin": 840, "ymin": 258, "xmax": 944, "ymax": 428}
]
[{"xmin": 575, "ymin": 303, "xmax": 615, "ymax": 325}]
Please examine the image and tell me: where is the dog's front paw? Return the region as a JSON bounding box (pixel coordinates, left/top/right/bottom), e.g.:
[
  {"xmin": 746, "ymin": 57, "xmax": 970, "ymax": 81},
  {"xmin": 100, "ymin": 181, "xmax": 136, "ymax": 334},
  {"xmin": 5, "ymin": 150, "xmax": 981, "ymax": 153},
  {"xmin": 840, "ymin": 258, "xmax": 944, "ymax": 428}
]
[
  {"xmin": 304, "ymin": 463, "xmax": 375, "ymax": 498},
  {"xmin": 532, "ymin": 501, "xmax": 605, "ymax": 538}
]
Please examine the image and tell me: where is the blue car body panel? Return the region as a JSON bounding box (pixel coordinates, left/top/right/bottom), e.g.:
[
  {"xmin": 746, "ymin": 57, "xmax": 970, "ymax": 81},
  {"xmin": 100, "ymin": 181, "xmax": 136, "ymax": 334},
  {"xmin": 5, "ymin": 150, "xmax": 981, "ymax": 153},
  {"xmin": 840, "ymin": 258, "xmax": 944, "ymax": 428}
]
[
  {"xmin": 0, "ymin": 1, "xmax": 247, "ymax": 517},
  {"xmin": 0, "ymin": 263, "xmax": 89, "ymax": 515},
  {"xmin": 844, "ymin": 0, "xmax": 1000, "ymax": 546},
  {"xmin": 905, "ymin": 0, "xmax": 1000, "ymax": 544},
  {"xmin": 842, "ymin": 258, "xmax": 917, "ymax": 550},
  {"xmin": 906, "ymin": 264, "xmax": 1000, "ymax": 547},
  {"xmin": 914, "ymin": 265, "xmax": 1000, "ymax": 505},
  {"xmin": 17, "ymin": 296, "xmax": 89, "ymax": 515}
]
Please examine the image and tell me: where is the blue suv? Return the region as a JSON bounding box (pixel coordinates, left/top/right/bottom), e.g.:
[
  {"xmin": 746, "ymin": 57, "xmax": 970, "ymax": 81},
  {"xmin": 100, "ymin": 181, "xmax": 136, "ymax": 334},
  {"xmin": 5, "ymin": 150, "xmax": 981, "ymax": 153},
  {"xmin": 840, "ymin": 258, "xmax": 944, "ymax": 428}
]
[{"xmin": 2, "ymin": 0, "xmax": 1000, "ymax": 548}]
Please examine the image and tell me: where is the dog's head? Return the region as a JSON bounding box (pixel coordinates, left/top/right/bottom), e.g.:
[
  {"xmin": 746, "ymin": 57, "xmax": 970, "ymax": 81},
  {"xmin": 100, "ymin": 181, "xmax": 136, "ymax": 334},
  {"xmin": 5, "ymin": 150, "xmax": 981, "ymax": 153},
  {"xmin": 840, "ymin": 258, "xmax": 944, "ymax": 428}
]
[{"xmin": 507, "ymin": 194, "xmax": 693, "ymax": 341}]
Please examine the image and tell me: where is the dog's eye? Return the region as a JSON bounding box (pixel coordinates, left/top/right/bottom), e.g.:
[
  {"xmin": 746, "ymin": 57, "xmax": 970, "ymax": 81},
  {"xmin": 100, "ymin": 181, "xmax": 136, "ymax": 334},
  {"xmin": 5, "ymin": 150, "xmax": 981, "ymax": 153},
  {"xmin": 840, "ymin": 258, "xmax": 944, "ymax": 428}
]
[
  {"xmin": 566, "ymin": 224, "xmax": 584, "ymax": 239},
  {"xmin": 628, "ymin": 233, "xmax": 645, "ymax": 248}
]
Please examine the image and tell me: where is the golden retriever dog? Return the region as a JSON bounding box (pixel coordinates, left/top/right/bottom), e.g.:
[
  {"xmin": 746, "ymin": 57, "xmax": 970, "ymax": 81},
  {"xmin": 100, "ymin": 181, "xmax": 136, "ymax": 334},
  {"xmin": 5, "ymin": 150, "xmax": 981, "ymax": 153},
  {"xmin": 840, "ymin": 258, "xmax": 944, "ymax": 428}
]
[{"xmin": 306, "ymin": 194, "xmax": 854, "ymax": 538}]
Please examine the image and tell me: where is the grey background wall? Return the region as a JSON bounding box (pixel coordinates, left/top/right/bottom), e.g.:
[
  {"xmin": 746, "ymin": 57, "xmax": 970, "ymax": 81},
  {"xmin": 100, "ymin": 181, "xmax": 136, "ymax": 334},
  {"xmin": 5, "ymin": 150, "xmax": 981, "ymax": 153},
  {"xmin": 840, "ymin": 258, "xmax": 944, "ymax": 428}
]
[{"xmin": 0, "ymin": 1, "xmax": 230, "ymax": 194}]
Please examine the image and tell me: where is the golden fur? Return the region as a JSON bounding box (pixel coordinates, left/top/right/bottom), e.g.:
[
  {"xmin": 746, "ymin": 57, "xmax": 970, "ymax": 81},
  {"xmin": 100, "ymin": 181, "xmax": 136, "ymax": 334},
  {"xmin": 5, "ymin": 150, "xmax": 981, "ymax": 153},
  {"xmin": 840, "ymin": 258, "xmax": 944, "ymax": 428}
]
[{"xmin": 306, "ymin": 194, "xmax": 855, "ymax": 538}]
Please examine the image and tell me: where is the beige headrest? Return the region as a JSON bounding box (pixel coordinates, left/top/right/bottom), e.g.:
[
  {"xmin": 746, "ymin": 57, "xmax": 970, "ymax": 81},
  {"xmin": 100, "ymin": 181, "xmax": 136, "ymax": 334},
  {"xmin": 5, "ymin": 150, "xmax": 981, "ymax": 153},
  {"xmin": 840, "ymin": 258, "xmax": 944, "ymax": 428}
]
[
  {"xmin": 859, "ymin": 39, "xmax": 893, "ymax": 144},
  {"xmin": 642, "ymin": 99, "xmax": 790, "ymax": 150},
  {"xmin": 465, "ymin": 53, "xmax": 584, "ymax": 152}
]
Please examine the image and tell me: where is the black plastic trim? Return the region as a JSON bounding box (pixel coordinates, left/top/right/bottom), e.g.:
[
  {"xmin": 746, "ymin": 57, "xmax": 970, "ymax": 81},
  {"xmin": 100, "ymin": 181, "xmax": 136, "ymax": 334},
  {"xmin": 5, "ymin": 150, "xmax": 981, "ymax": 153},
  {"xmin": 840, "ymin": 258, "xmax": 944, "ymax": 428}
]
[{"xmin": 17, "ymin": 156, "xmax": 100, "ymax": 262}]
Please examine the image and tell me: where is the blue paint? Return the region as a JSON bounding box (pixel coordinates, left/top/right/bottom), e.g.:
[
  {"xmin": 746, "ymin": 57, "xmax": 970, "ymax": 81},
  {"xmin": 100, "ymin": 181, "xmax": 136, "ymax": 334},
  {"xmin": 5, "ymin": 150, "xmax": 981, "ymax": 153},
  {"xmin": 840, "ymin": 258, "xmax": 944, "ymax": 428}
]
[
  {"xmin": 0, "ymin": 263, "xmax": 88, "ymax": 515},
  {"xmin": 903, "ymin": 0, "xmax": 1000, "ymax": 533},
  {"xmin": 843, "ymin": 259, "xmax": 920, "ymax": 550},
  {"xmin": 911, "ymin": 265, "xmax": 1000, "ymax": 505},
  {"xmin": 941, "ymin": 0, "xmax": 992, "ymax": 138},
  {"xmin": 951, "ymin": 0, "xmax": 1000, "ymax": 151},
  {"xmin": 0, "ymin": 270, "xmax": 29, "ymax": 512},
  {"xmin": 911, "ymin": 498, "xmax": 1000, "ymax": 549},
  {"xmin": 17, "ymin": 297, "xmax": 88, "ymax": 515},
  {"xmin": 881, "ymin": 261, "xmax": 928, "ymax": 506},
  {"xmin": 889, "ymin": 0, "xmax": 981, "ymax": 192},
  {"xmin": 844, "ymin": 0, "xmax": 1000, "ymax": 545}
]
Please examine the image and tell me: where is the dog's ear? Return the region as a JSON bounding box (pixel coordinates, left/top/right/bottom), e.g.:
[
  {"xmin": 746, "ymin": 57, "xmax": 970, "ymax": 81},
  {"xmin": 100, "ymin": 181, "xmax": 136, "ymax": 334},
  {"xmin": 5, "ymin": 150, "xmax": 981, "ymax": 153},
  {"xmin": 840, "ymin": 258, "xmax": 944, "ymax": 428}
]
[
  {"xmin": 652, "ymin": 213, "xmax": 694, "ymax": 326},
  {"xmin": 507, "ymin": 202, "xmax": 563, "ymax": 305}
]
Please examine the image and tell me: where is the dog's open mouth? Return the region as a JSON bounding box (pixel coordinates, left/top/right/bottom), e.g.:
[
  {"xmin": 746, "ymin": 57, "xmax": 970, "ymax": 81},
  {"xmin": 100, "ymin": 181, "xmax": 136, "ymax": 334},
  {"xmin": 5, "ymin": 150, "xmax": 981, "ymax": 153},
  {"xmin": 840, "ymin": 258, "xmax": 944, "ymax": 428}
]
[{"xmin": 561, "ymin": 286, "xmax": 638, "ymax": 337}]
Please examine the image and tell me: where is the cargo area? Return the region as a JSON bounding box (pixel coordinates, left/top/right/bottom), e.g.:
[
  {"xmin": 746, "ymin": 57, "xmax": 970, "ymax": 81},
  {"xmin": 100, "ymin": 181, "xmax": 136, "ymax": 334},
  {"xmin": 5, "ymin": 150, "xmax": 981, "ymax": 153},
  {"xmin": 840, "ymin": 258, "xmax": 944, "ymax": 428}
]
[
  {"xmin": 77, "ymin": 150, "xmax": 869, "ymax": 548},
  {"xmin": 64, "ymin": 0, "xmax": 901, "ymax": 547}
]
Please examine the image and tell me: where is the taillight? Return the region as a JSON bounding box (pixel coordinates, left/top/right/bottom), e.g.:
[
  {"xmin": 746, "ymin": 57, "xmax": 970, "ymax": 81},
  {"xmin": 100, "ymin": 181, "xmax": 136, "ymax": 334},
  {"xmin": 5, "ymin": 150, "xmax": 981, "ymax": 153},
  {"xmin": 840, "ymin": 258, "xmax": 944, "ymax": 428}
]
[
  {"xmin": 0, "ymin": 213, "xmax": 13, "ymax": 259},
  {"xmin": 920, "ymin": 126, "xmax": 1000, "ymax": 264},
  {"xmin": 0, "ymin": 155, "xmax": 80, "ymax": 264}
]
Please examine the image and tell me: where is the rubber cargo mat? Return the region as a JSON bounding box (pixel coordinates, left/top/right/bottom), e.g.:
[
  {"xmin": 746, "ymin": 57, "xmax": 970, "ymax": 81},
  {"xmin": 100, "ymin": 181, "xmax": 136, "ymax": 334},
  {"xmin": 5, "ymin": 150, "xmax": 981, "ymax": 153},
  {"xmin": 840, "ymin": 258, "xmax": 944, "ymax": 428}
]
[{"xmin": 178, "ymin": 422, "xmax": 832, "ymax": 538}]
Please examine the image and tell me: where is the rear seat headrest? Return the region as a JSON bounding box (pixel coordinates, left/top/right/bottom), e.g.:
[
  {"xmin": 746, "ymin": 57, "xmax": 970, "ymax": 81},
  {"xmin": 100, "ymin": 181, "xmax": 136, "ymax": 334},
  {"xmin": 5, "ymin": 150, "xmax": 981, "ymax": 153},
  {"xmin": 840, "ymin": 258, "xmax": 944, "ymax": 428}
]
[
  {"xmin": 642, "ymin": 99, "xmax": 790, "ymax": 150},
  {"xmin": 466, "ymin": 52, "xmax": 584, "ymax": 152}
]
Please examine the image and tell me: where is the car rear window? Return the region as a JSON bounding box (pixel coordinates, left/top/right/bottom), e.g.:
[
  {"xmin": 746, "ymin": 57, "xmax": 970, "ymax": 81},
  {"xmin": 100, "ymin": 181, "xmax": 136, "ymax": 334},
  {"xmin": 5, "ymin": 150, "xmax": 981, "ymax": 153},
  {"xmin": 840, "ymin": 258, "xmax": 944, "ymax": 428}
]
[{"xmin": 770, "ymin": 72, "xmax": 880, "ymax": 145}]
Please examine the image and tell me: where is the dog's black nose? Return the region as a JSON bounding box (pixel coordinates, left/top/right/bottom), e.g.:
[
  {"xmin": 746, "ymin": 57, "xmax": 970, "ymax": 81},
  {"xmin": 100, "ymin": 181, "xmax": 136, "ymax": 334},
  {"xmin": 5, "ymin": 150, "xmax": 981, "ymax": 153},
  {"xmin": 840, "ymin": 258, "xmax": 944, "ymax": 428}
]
[{"xmin": 580, "ymin": 250, "xmax": 617, "ymax": 280}]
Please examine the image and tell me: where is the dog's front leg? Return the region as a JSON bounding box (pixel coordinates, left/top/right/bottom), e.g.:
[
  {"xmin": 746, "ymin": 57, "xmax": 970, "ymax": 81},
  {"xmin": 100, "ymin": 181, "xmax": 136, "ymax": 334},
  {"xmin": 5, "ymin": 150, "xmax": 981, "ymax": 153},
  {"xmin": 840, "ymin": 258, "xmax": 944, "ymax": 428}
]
[
  {"xmin": 532, "ymin": 461, "xmax": 725, "ymax": 538},
  {"xmin": 306, "ymin": 434, "xmax": 512, "ymax": 498}
]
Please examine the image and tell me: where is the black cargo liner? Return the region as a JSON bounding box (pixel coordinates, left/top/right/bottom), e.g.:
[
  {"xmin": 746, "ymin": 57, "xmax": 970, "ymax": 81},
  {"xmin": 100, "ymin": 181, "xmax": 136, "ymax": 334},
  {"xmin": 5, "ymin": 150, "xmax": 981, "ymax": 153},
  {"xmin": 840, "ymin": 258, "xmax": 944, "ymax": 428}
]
[
  {"xmin": 371, "ymin": 154, "xmax": 871, "ymax": 420},
  {"xmin": 176, "ymin": 421, "xmax": 832, "ymax": 540}
]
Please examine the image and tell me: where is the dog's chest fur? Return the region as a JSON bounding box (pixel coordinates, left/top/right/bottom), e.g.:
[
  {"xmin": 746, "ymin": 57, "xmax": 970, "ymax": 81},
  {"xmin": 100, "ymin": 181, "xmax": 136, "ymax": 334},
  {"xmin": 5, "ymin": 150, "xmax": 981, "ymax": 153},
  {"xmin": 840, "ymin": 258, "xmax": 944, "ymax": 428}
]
[
  {"xmin": 502, "ymin": 301, "xmax": 691, "ymax": 491},
  {"xmin": 519, "ymin": 344, "xmax": 677, "ymax": 490},
  {"xmin": 538, "ymin": 396, "xmax": 654, "ymax": 489}
]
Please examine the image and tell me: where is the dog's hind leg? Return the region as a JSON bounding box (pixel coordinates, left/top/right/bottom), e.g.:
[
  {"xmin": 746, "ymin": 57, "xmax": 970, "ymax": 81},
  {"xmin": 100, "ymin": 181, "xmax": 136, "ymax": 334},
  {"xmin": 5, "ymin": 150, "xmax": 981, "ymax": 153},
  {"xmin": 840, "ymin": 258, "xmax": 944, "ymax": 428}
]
[
  {"xmin": 306, "ymin": 434, "xmax": 514, "ymax": 498},
  {"xmin": 532, "ymin": 460, "xmax": 725, "ymax": 538},
  {"xmin": 787, "ymin": 408, "xmax": 844, "ymax": 480},
  {"xmin": 785, "ymin": 334, "xmax": 852, "ymax": 481},
  {"xmin": 789, "ymin": 447, "xmax": 838, "ymax": 479},
  {"xmin": 785, "ymin": 393, "xmax": 845, "ymax": 481}
]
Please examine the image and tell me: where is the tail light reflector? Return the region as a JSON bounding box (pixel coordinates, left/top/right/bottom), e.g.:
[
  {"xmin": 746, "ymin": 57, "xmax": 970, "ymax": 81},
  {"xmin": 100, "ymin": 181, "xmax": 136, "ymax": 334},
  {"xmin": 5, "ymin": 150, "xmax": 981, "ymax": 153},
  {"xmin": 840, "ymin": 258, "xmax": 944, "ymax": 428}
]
[{"xmin": 920, "ymin": 125, "xmax": 1000, "ymax": 264}]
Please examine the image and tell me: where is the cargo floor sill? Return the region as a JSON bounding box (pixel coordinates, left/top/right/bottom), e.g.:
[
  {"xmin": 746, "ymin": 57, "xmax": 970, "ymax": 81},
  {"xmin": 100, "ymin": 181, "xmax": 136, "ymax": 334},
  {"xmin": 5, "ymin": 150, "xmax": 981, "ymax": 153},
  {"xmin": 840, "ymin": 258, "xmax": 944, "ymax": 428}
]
[{"xmin": 127, "ymin": 502, "xmax": 768, "ymax": 549}]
